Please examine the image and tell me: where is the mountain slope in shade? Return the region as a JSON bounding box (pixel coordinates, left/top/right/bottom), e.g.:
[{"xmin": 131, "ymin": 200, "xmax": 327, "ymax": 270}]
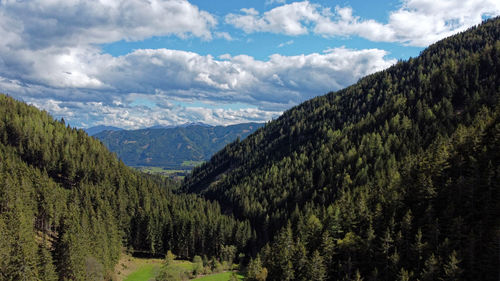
[
  {"xmin": 183, "ymin": 18, "xmax": 500, "ymax": 280},
  {"xmin": 94, "ymin": 122, "xmax": 264, "ymax": 168}
]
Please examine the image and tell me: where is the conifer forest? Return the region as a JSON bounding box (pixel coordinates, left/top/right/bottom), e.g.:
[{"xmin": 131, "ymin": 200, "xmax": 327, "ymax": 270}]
[{"xmin": 0, "ymin": 16, "xmax": 499, "ymax": 281}]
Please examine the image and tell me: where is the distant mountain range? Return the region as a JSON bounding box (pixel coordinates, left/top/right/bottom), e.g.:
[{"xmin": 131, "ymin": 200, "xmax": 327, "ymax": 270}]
[
  {"xmin": 93, "ymin": 122, "xmax": 264, "ymax": 168},
  {"xmin": 85, "ymin": 122, "xmax": 214, "ymax": 136},
  {"xmin": 85, "ymin": 125, "xmax": 123, "ymax": 136}
]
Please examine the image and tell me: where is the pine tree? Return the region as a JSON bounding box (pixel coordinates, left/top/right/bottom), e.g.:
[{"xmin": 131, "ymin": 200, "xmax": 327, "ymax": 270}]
[
  {"xmin": 307, "ymin": 250, "xmax": 327, "ymax": 281},
  {"xmin": 442, "ymin": 250, "xmax": 463, "ymax": 281},
  {"xmin": 421, "ymin": 253, "xmax": 439, "ymax": 281},
  {"xmin": 37, "ymin": 244, "xmax": 58, "ymax": 281}
]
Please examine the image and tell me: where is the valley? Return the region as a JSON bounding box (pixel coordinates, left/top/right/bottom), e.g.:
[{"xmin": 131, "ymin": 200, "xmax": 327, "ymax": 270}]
[
  {"xmin": 0, "ymin": 15, "xmax": 498, "ymax": 281},
  {"xmin": 93, "ymin": 123, "xmax": 264, "ymax": 170},
  {"xmin": 115, "ymin": 253, "xmax": 244, "ymax": 281}
]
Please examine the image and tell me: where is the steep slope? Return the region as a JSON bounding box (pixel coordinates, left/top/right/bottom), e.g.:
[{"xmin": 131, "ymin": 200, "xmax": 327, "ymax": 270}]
[
  {"xmin": 0, "ymin": 94, "xmax": 252, "ymax": 281},
  {"xmin": 94, "ymin": 123, "xmax": 264, "ymax": 168},
  {"xmin": 184, "ymin": 18, "xmax": 500, "ymax": 280}
]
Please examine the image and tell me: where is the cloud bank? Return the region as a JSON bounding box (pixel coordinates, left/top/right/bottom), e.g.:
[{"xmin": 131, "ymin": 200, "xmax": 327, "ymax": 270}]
[
  {"xmin": 226, "ymin": 0, "xmax": 500, "ymax": 46},
  {"xmin": 0, "ymin": 45, "xmax": 395, "ymax": 128},
  {"xmin": 1, "ymin": 0, "xmax": 496, "ymax": 128},
  {"xmin": 0, "ymin": 0, "xmax": 396, "ymax": 128}
]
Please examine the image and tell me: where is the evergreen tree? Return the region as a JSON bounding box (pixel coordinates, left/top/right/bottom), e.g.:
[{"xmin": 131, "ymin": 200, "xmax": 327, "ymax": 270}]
[{"xmin": 442, "ymin": 251, "xmax": 463, "ymax": 281}]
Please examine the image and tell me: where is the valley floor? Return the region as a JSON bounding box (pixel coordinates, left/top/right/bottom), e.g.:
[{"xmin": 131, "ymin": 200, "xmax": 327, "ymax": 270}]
[
  {"xmin": 114, "ymin": 254, "xmax": 163, "ymax": 281},
  {"xmin": 114, "ymin": 253, "xmax": 244, "ymax": 281}
]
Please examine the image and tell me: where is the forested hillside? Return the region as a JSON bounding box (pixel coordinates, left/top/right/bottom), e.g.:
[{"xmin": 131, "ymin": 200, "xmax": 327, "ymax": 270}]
[
  {"xmin": 95, "ymin": 123, "xmax": 263, "ymax": 168},
  {"xmin": 0, "ymin": 94, "xmax": 252, "ymax": 280},
  {"xmin": 184, "ymin": 18, "xmax": 500, "ymax": 280}
]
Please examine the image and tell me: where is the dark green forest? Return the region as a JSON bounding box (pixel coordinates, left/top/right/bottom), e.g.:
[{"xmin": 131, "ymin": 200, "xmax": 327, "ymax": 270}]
[
  {"xmin": 94, "ymin": 123, "xmax": 263, "ymax": 169},
  {"xmin": 0, "ymin": 94, "xmax": 252, "ymax": 280},
  {"xmin": 0, "ymin": 17, "xmax": 499, "ymax": 281},
  {"xmin": 184, "ymin": 18, "xmax": 500, "ymax": 280}
]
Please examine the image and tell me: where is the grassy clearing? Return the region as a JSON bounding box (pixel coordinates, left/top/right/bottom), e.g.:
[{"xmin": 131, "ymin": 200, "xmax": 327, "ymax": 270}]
[
  {"xmin": 115, "ymin": 253, "xmax": 243, "ymax": 281},
  {"xmin": 116, "ymin": 254, "xmax": 195, "ymax": 281},
  {"xmin": 174, "ymin": 260, "xmax": 195, "ymax": 271},
  {"xmin": 134, "ymin": 166, "xmax": 190, "ymax": 179},
  {"xmin": 193, "ymin": 272, "xmax": 244, "ymax": 281},
  {"xmin": 114, "ymin": 253, "xmax": 163, "ymax": 281},
  {"xmin": 123, "ymin": 264, "xmax": 157, "ymax": 281}
]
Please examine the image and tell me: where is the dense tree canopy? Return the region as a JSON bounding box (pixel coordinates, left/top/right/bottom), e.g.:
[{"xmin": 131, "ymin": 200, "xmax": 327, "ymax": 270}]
[
  {"xmin": 0, "ymin": 94, "xmax": 252, "ymax": 280},
  {"xmin": 0, "ymin": 16, "xmax": 498, "ymax": 281},
  {"xmin": 184, "ymin": 18, "xmax": 500, "ymax": 280}
]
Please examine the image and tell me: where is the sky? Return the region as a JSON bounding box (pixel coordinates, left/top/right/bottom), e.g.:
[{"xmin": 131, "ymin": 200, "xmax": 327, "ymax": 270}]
[{"xmin": 0, "ymin": 0, "xmax": 498, "ymax": 129}]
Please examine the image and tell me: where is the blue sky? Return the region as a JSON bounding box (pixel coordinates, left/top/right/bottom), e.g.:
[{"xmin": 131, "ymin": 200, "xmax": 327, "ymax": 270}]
[
  {"xmin": 0, "ymin": 0, "xmax": 498, "ymax": 129},
  {"xmin": 102, "ymin": 0, "xmax": 421, "ymax": 61}
]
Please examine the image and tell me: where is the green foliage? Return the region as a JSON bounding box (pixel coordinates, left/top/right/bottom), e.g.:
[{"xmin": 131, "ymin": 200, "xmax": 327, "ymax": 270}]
[
  {"xmin": 193, "ymin": 255, "xmax": 204, "ymax": 276},
  {"xmin": 220, "ymin": 245, "xmax": 237, "ymax": 264},
  {"xmin": 0, "ymin": 93, "xmax": 251, "ymax": 280},
  {"xmin": 123, "ymin": 263, "xmax": 159, "ymax": 281},
  {"xmin": 193, "ymin": 271, "xmax": 245, "ymax": 281},
  {"xmin": 184, "ymin": 18, "xmax": 500, "ymax": 281},
  {"xmin": 246, "ymin": 255, "xmax": 268, "ymax": 281},
  {"xmin": 307, "ymin": 250, "xmax": 326, "ymax": 281},
  {"xmin": 1, "ymin": 15, "xmax": 499, "ymax": 281},
  {"xmin": 165, "ymin": 250, "xmax": 176, "ymax": 266}
]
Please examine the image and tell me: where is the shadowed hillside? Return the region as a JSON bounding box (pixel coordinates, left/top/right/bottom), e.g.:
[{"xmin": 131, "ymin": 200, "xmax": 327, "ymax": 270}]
[{"xmin": 184, "ymin": 18, "xmax": 500, "ymax": 281}]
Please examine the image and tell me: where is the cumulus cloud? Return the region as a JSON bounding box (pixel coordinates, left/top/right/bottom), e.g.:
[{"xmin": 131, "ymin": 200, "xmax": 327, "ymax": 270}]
[
  {"xmin": 1, "ymin": 46, "xmax": 395, "ymax": 128},
  {"xmin": 226, "ymin": 2, "xmax": 320, "ymax": 35},
  {"xmin": 0, "ymin": 0, "xmax": 398, "ymax": 128},
  {"xmin": 98, "ymin": 47, "xmax": 395, "ymax": 107},
  {"xmin": 3, "ymin": 46, "xmax": 395, "ymax": 106},
  {"xmin": 226, "ymin": 0, "xmax": 500, "ymax": 46},
  {"xmin": 0, "ymin": 0, "xmax": 217, "ymax": 48},
  {"xmin": 0, "ymin": 0, "xmax": 219, "ymax": 90},
  {"xmin": 26, "ymin": 97, "xmax": 281, "ymax": 129}
]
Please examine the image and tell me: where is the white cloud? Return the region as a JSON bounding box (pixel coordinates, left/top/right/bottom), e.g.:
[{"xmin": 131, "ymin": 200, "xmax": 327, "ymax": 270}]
[
  {"xmin": 5, "ymin": 46, "xmax": 395, "ymax": 107},
  {"xmin": 0, "ymin": 0, "xmax": 399, "ymax": 128},
  {"xmin": 226, "ymin": 0, "xmax": 500, "ymax": 46},
  {"xmin": 226, "ymin": 2, "xmax": 320, "ymax": 35},
  {"xmin": 0, "ymin": 0, "xmax": 219, "ymax": 91},
  {"xmin": 266, "ymin": 0, "xmax": 287, "ymax": 6},
  {"xmin": 0, "ymin": 0, "xmax": 217, "ymax": 49},
  {"xmin": 215, "ymin": 32, "xmax": 234, "ymax": 41},
  {"xmin": 278, "ymin": 40, "xmax": 294, "ymax": 48},
  {"xmin": 1, "ymin": 46, "xmax": 395, "ymax": 128},
  {"xmin": 101, "ymin": 47, "xmax": 395, "ymax": 107},
  {"xmin": 26, "ymin": 97, "xmax": 281, "ymax": 129}
]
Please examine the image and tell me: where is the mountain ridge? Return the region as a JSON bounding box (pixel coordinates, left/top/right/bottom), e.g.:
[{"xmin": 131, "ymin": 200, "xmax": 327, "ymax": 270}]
[
  {"xmin": 84, "ymin": 125, "xmax": 123, "ymax": 136},
  {"xmin": 94, "ymin": 122, "xmax": 264, "ymax": 168},
  {"xmin": 183, "ymin": 18, "xmax": 500, "ymax": 280}
]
